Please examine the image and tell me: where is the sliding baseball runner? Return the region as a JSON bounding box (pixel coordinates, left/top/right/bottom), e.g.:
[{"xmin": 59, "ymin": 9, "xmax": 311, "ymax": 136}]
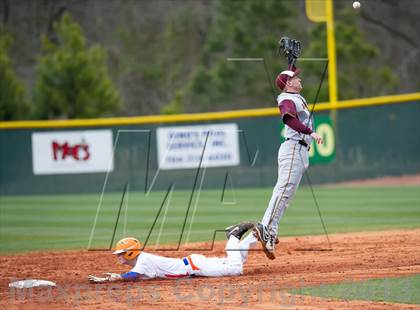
[{"xmin": 88, "ymin": 222, "xmax": 256, "ymax": 282}]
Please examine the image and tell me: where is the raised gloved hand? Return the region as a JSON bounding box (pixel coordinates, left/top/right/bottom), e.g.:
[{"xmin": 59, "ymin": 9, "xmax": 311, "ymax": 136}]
[
  {"xmin": 279, "ymin": 37, "xmax": 302, "ymax": 65},
  {"xmin": 88, "ymin": 273, "xmax": 122, "ymax": 283}
]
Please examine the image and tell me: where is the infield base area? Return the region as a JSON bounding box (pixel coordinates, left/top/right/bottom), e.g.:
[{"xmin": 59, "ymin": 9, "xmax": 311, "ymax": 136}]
[{"xmin": 1, "ymin": 229, "xmax": 419, "ymax": 309}]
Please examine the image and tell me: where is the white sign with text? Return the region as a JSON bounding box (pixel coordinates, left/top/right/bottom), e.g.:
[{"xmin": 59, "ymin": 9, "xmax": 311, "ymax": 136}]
[
  {"xmin": 32, "ymin": 130, "xmax": 114, "ymax": 175},
  {"xmin": 156, "ymin": 124, "xmax": 240, "ymax": 170}
]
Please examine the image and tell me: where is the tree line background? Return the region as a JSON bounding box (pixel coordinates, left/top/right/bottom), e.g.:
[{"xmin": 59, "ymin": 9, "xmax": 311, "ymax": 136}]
[{"xmin": 1, "ymin": 0, "xmax": 419, "ymax": 120}]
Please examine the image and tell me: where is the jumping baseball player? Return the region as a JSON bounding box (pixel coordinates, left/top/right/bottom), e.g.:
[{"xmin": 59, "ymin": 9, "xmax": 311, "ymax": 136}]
[
  {"xmin": 88, "ymin": 222, "xmax": 255, "ymax": 283},
  {"xmin": 241, "ymin": 38, "xmax": 324, "ymax": 260}
]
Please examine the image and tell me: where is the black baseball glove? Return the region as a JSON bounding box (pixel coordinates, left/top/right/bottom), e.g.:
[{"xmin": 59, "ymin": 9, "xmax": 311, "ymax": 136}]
[{"xmin": 279, "ymin": 37, "xmax": 302, "ymax": 65}]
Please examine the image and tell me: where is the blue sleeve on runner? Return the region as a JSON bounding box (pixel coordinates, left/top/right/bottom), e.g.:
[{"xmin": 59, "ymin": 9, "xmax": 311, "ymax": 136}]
[{"xmin": 121, "ymin": 271, "xmax": 140, "ymax": 281}]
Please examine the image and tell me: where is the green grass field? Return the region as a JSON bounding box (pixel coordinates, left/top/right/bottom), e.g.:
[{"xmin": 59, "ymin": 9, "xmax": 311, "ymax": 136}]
[
  {"xmin": 0, "ymin": 185, "xmax": 419, "ymax": 253},
  {"xmin": 290, "ymin": 274, "xmax": 420, "ymax": 304}
]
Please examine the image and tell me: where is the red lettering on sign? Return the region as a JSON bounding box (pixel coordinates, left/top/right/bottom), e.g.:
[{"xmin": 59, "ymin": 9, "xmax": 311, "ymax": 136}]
[{"xmin": 52, "ymin": 141, "xmax": 90, "ymax": 161}]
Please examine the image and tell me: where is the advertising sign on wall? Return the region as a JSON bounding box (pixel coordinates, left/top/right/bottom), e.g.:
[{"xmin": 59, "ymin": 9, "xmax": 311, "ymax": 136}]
[
  {"xmin": 156, "ymin": 124, "xmax": 240, "ymax": 170},
  {"xmin": 32, "ymin": 130, "xmax": 114, "ymax": 175},
  {"xmin": 280, "ymin": 115, "xmax": 335, "ymax": 163}
]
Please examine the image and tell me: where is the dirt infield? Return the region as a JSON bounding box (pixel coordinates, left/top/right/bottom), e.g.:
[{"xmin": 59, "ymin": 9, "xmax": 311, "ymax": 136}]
[{"xmin": 1, "ymin": 229, "xmax": 419, "ymax": 309}]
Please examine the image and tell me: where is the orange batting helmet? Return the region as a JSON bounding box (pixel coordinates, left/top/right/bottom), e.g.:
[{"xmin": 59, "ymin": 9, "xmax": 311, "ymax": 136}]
[{"xmin": 112, "ymin": 237, "xmax": 142, "ymax": 260}]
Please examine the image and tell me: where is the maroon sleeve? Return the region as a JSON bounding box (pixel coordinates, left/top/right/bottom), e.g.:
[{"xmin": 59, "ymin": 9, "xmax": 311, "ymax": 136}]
[
  {"xmin": 283, "ymin": 114, "xmax": 313, "ymax": 135},
  {"xmin": 279, "ymin": 99, "xmax": 297, "ymax": 118}
]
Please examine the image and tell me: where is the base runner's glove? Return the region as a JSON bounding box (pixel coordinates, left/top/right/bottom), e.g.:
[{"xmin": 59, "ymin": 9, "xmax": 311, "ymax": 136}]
[{"xmin": 88, "ymin": 273, "xmax": 122, "ymax": 283}]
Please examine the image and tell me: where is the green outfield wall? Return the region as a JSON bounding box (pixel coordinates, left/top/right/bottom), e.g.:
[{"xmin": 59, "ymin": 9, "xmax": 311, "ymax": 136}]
[{"xmin": 0, "ymin": 96, "xmax": 419, "ymax": 195}]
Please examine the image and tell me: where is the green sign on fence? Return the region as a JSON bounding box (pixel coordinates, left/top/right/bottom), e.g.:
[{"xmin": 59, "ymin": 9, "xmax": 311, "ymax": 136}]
[{"xmin": 280, "ymin": 116, "xmax": 335, "ymax": 164}]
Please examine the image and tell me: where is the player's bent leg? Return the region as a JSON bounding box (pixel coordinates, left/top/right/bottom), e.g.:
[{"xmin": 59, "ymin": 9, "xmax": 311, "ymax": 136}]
[
  {"xmin": 261, "ymin": 147, "xmax": 298, "ymax": 228},
  {"xmin": 267, "ymin": 147, "xmax": 307, "ymax": 235},
  {"xmin": 189, "ymin": 253, "xmax": 243, "ymax": 277},
  {"xmin": 226, "ymin": 264, "xmax": 243, "ymax": 276},
  {"xmin": 239, "ymin": 232, "xmax": 258, "ymax": 263},
  {"xmin": 256, "ymin": 143, "xmax": 309, "ymax": 260},
  {"xmin": 225, "ymin": 235, "xmax": 244, "ymax": 266},
  {"xmin": 185, "ymin": 236, "xmax": 246, "ymax": 277},
  {"xmin": 225, "ymin": 222, "xmax": 255, "ymax": 263}
]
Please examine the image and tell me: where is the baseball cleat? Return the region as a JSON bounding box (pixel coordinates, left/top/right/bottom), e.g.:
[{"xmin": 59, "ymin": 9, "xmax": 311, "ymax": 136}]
[
  {"xmin": 225, "ymin": 222, "xmax": 255, "ymax": 240},
  {"xmin": 253, "ymin": 223, "xmax": 276, "ymax": 260}
]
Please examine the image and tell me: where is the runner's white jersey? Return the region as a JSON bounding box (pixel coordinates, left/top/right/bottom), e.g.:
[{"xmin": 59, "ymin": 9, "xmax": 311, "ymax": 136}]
[
  {"xmin": 126, "ymin": 236, "xmax": 250, "ymax": 279},
  {"xmin": 277, "ymin": 92, "xmax": 313, "ymax": 146},
  {"xmin": 130, "ymin": 252, "xmax": 187, "ymax": 279}
]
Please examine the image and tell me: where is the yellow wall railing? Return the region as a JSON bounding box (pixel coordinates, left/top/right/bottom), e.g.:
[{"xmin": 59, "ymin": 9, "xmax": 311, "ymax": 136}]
[{"xmin": 0, "ymin": 92, "xmax": 419, "ymax": 129}]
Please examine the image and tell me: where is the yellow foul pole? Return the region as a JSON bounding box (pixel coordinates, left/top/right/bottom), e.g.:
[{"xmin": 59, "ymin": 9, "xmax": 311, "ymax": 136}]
[{"xmin": 326, "ymin": 0, "xmax": 338, "ymax": 106}]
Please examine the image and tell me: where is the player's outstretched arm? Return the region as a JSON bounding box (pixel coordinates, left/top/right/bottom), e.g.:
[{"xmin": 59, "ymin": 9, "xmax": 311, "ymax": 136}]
[
  {"xmin": 88, "ymin": 273, "xmax": 122, "ymax": 283},
  {"xmin": 88, "ymin": 271, "xmax": 140, "ymax": 283}
]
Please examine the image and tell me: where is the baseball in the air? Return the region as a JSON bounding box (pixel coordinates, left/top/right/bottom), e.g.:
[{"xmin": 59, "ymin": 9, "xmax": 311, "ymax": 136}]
[{"xmin": 353, "ymin": 1, "xmax": 361, "ymax": 9}]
